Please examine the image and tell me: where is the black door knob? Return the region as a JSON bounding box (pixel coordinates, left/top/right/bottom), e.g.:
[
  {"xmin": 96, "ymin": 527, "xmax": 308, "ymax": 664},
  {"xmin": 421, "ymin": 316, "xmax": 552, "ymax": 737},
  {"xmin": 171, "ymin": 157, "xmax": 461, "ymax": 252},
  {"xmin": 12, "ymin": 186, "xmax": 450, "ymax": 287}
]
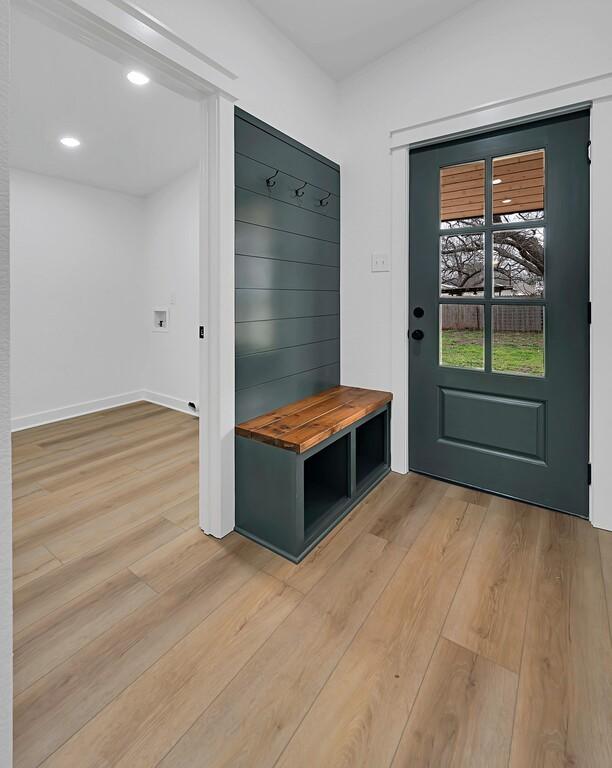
[
  {"xmin": 413, "ymin": 307, "xmax": 424, "ymax": 318},
  {"xmin": 411, "ymin": 329, "xmax": 424, "ymax": 340}
]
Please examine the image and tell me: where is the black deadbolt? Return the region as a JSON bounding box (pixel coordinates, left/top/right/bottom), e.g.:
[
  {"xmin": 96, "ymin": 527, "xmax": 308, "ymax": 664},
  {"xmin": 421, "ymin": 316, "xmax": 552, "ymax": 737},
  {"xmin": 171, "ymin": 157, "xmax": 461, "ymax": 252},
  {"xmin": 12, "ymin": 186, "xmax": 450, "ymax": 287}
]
[
  {"xmin": 411, "ymin": 329, "xmax": 424, "ymax": 340},
  {"xmin": 413, "ymin": 307, "xmax": 424, "ymax": 318}
]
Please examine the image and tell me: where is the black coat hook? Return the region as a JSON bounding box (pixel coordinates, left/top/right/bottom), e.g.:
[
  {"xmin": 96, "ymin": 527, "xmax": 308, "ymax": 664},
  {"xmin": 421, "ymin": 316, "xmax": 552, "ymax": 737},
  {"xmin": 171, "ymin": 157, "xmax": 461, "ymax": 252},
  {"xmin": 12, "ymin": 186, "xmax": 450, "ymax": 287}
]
[
  {"xmin": 266, "ymin": 169, "xmax": 279, "ymax": 188},
  {"xmin": 294, "ymin": 180, "xmax": 307, "ymax": 198},
  {"xmin": 319, "ymin": 191, "xmax": 332, "ymax": 207}
]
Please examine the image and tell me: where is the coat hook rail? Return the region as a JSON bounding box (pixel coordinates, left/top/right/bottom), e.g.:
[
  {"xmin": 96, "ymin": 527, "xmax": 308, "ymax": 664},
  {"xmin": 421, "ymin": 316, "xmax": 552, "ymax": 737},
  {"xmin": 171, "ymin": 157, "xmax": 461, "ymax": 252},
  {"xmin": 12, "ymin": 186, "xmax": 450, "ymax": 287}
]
[
  {"xmin": 319, "ymin": 191, "xmax": 332, "ymax": 207},
  {"xmin": 295, "ymin": 180, "xmax": 307, "ymax": 197},
  {"xmin": 266, "ymin": 169, "xmax": 279, "ymax": 188}
]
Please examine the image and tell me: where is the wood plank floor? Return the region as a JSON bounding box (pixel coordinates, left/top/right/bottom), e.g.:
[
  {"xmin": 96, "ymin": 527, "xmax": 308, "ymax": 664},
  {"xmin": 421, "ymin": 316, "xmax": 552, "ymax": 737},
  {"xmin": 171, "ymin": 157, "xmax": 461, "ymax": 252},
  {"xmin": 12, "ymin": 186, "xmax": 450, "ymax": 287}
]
[{"xmin": 12, "ymin": 402, "xmax": 612, "ymax": 767}]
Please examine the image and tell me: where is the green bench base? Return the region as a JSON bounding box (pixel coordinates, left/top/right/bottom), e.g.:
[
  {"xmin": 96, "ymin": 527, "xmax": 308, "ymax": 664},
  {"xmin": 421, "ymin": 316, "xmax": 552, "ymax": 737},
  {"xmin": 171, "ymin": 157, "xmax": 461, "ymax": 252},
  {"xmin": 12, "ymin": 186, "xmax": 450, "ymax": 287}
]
[{"xmin": 235, "ymin": 404, "xmax": 391, "ymax": 563}]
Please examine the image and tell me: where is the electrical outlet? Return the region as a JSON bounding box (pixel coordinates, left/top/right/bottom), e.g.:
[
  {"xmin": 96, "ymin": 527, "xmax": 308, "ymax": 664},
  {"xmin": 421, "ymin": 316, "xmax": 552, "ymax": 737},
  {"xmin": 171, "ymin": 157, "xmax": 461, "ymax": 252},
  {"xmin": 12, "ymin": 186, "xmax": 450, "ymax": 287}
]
[{"xmin": 371, "ymin": 252, "xmax": 390, "ymax": 272}]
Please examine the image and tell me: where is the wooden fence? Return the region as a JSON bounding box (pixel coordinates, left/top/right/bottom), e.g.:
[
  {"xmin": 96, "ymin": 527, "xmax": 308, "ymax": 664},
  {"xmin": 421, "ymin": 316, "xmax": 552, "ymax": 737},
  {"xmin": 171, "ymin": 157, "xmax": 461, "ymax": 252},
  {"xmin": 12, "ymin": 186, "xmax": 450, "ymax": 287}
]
[{"xmin": 442, "ymin": 304, "xmax": 543, "ymax": 332}]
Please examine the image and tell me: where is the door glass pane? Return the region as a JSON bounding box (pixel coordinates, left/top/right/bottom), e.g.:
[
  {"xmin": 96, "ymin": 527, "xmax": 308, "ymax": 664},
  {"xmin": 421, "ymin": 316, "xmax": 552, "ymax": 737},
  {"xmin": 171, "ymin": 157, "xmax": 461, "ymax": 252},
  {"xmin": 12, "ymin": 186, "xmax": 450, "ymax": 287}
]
[
  {"xmin": 493, "ymin": 228, "xmax": 544, "ymax": 297},
  {"xmin": 492, "ymin": 305, "xmax": 544, "ymax": 376},
  {"xmin": 440, "ymin": 233, "xmax": 484, "ymax": 297},
  {"xmin": 492, "ymin": 149, "xmax": 544, "ymax": 223},
  {"xmin": 440, "ymin": 304, "xmax": 484, "ymax": 370},
  {"xmin": 440, "ymin": 160, "xmax": 485, "ymax": 228}
]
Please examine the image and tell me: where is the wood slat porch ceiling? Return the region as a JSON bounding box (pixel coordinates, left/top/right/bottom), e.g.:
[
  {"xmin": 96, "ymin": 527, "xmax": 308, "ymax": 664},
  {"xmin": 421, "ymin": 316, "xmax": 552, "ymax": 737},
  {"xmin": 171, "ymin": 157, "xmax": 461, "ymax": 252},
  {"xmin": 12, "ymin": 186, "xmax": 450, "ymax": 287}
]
[{"xmin": 440, "ymin": 151, "xmax": 544, "ymax": 221}]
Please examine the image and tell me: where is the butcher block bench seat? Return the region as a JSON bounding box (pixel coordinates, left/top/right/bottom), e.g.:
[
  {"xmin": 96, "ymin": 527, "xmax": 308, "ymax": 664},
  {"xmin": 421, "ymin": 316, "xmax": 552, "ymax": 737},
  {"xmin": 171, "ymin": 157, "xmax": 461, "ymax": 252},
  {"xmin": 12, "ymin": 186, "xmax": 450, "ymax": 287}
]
[{"xmin": 235, "ymin": 386, "xmax": 392, "ymax": 562}]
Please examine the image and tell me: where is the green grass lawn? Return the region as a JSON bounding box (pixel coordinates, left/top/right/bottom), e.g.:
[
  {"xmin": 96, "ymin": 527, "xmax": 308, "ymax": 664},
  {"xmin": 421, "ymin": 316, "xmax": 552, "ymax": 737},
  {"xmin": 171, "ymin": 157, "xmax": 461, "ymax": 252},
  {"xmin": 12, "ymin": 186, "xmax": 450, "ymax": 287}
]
[{"xmin": 441, "ymin": 329, "xmax": 544, "ymax": 375}]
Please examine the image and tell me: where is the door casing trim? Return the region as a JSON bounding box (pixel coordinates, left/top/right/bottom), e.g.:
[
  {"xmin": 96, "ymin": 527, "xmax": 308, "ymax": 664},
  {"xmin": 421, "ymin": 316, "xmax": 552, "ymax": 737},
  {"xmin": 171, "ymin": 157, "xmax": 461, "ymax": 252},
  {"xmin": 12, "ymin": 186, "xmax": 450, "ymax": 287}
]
[
  {"xmin": 390, "ymin": 72, "xmax": 612, "ymax": 531},
  {"xmin": 390, "ymin": 71, "xmax": 612, "ymax": 149}
]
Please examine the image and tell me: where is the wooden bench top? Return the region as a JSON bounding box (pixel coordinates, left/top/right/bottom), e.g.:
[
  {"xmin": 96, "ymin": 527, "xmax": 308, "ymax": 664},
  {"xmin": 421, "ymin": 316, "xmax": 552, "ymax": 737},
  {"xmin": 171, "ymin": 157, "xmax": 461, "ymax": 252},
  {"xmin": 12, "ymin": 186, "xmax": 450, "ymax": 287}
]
[{"xmin": 236, "ymin": 385, "xmax": 392, "ymax": 454}]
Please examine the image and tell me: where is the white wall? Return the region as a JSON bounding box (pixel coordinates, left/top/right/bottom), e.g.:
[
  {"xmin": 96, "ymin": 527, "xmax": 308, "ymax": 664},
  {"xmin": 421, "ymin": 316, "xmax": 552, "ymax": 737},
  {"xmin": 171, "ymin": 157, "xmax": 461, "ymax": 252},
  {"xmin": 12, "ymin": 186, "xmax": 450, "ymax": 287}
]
[
  {"xmin": 129, "ymin": 0, "xmax": 340, "ymax": 161},
  {"xmin": 143, "ymin": 168, "xmax": 199, "ymax": 410},
  {"xmin": 9, "ymin": 167, "xmax": 203, "ymax": 425},
  {"xmin": 10, "ymin": 170, "xmax": 145, "ymax": 428},
  {"xmin": 0, "ymin": 1, "xmax": 11, "ymax": 763},
  {"xmin": 338, "ymin": 0, "xmax": 612, "ymax": 390}
]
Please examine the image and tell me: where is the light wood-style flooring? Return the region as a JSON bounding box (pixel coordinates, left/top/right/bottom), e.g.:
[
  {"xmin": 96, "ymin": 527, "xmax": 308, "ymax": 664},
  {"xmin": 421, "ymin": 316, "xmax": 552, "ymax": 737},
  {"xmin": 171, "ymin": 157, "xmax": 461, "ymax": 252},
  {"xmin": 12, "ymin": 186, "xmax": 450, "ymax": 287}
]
[{"xmin": 12, "ymin": 401, "xmax": 612, "ymax": 767}]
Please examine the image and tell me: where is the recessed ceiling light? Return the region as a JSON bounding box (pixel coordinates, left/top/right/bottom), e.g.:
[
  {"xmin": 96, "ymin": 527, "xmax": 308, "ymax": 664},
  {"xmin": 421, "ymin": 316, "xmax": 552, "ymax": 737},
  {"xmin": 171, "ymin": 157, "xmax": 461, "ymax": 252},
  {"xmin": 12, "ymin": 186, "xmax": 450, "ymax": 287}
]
[
  {"xmin": 127, "ymin": 70, "xmax": 150, "ymax": 86},
  {"xmin": 493, "ymin": 178, "xmax": 502, "ymax": 185},
  {"xmin": 502, "ymin": 198, "xmax": 512, "ymax": 204},
  {"xmin": 60, "ymin": 136, "xmax": 81, "ymax": 148}
]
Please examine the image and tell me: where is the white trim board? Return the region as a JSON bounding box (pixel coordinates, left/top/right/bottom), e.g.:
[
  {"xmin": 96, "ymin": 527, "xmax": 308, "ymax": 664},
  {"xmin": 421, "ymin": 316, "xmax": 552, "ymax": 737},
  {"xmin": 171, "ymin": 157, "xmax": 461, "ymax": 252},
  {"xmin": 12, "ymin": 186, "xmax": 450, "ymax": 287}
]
[
  {"xmin": 104, "ymin": 0, "xmax": 237, "ymax": 81},
  {"xmin": 11, "ymin": 391, "xmax": 143, "ymax": 431},
  {"xmin": 141, "ymin": 390, "xmax": 198, "ymax": 417},
  {"xmin": 0, "ymin": 4, "xmax": 11, "ymax": 763},
  {"xmin": 390, "ymin": 72, "xmax": 612, "ymax": 149},
  {"xmin": 14, "ymin": 0, "xmax": 237, "ymax": 100},
  {"xmin": 198, "ymin": 94, "xmax": 236, "ymax": 539},
  {"xmin": 10, "ymin": 390, "xmax": 198, "ymax": 431},
  {"xmin": 390, "ymin": 73, "xmax": 612, "ymax": 532}
]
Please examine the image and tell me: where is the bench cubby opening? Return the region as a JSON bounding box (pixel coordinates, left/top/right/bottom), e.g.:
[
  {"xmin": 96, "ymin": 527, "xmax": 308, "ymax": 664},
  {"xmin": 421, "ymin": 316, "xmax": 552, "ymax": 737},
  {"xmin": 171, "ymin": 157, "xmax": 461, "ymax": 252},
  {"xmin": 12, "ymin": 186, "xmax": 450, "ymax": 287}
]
[
  {"xmin": 356, "ymin": 410, "xmax": 388, "ymax": 492},
  {"xmin": 304, "ymin": 433, "xmax": 350, "ymax": 543}
]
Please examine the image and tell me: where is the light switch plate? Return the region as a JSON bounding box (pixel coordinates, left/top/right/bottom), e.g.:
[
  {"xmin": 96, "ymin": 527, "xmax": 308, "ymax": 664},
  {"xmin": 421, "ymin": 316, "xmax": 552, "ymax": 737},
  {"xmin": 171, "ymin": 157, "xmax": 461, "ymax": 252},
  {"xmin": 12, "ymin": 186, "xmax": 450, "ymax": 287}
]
[{"xmin": 371, "ymin": 252, "xmax": 390, "ymax": 272}]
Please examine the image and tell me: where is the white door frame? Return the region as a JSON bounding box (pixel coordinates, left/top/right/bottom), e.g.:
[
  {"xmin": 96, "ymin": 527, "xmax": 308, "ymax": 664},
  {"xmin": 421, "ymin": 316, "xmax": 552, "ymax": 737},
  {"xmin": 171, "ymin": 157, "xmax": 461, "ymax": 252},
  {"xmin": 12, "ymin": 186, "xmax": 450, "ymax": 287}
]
[
  {"xmin": 390, "ymin": 71, "xmax": 612, "ymax": 532},
  {"xmin": 13, "ymin": 0, "xmax": 240, "ymax": 536}
]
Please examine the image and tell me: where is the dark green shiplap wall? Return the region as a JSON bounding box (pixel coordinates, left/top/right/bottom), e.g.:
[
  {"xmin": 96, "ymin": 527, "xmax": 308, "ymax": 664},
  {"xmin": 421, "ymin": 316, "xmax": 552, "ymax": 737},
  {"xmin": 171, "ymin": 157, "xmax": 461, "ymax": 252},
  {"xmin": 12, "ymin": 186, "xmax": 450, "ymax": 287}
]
[{"xmin": 235, "ymin": 108, "xmax": 340, "ymax": 423}]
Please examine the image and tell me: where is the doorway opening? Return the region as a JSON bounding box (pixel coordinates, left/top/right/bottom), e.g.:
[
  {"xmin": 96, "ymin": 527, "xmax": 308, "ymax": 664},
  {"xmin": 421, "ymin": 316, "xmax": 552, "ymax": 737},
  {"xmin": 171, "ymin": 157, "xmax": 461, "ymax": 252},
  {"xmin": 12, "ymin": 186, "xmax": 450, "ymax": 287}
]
[{"xmin": 9, "ymin": 6, "xmax": 205, "ymax": 609}]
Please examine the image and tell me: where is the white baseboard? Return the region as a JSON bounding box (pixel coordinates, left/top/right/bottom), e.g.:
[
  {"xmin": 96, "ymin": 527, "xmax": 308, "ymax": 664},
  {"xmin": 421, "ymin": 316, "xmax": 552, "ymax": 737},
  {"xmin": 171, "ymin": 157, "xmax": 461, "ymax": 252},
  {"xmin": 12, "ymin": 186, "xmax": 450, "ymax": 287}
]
[
  {"xmin": 141, "ymin": 390, "xmax": 198, "ymax": 417},
  {"xmin": 11, "ymin": 390, "xmax": 199, "ymax": 431},
  {"xmin": 11, "ymin": 391, "xmax": 144, "ymax": 432}
]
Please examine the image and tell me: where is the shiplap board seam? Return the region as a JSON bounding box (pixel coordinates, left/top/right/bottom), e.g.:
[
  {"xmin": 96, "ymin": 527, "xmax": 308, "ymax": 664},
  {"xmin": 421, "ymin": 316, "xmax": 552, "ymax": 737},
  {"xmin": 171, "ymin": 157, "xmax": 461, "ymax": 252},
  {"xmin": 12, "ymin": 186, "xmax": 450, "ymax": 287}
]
[
  {"xmin": 235, "ymin": 252, "xmax": 340, "ymax": 269},
  {"xmin": 236, "ymin": 287, "xmax": 340, "ymax": 293},
  {"xmin": 236, "ymin": 288, "xmax": 340, "ymax": 294},
  {"xmin": 235, "ymin": 314, "xmax": 340, "ymax": 323},
  {"xmin": 235, "ymin": 187, "xmax": 341, "ymax": 224},
  {"xmin": 236, "ymin": 360, "xmax": 340, "ymax": 392},
  {"xmin": 236, "ymin": 222, "xmax": 341, "ymax": 257},
  {"xmin": 235, "ymin": 218, "xmax": 340, "ymax": 245},
  {"xmin": 236, "ymin": 151, "xmax": 340, "ymax": 197},
  {"xmin": 234, "ymin": 185, "xmax": 340, "ymax": 222},
  {"xmin": 236, "ymin": 336, "xmax": 340, "ymax": 359},
  {"xmin": 236, "ymin": 365, "xmax": 341, "ymax": 421}
]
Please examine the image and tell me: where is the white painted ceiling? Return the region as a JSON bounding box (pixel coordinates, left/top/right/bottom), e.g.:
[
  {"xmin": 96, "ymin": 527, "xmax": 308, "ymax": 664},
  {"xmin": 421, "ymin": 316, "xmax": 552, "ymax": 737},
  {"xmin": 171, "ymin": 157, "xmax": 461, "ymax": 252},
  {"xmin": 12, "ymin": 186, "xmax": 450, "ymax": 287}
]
[
  {"xmin": 10, "ymin": 9, "xmax": 201, "ymax": 197},
  {"xmin": 248, "ymin": 0, "xmax": 480, "ymax": 79}
]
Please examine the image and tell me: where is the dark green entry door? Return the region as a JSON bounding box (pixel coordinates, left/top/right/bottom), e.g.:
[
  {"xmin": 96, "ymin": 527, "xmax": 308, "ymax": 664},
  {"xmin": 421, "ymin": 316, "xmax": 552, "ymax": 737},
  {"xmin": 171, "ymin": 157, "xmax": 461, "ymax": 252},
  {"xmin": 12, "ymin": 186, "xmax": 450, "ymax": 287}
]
[{"xmin": 408, "ymin": 110, "xmax": 590, "ymax": 517}]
